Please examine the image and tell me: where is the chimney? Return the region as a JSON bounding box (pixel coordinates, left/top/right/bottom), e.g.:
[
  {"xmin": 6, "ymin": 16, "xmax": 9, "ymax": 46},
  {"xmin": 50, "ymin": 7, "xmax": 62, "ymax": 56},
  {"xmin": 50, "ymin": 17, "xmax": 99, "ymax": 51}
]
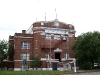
[{"xmin": 22, "ymin": 30, "xmax": 26, "ymax": 34}]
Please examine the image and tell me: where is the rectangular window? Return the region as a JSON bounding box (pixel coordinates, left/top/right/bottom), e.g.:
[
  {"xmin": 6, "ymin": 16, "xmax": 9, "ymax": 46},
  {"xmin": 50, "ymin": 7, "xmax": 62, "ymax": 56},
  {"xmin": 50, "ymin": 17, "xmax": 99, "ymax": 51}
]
[
  {"xmin": 64, "ymin": 53, "xmax": 70, "ymax": 59},
  {"xmin": 63, "ymin": 35, "xmax": 67, "ymax": 40},
  {"xmin": 21, "ymin": 53, "xmax": 30, "ymax": 60},
  {"xmin": 54, "ymin": 34, "xmax": 60, "ymax": 40},
  {"xmin": 46, "ymin": 34, "xmax": 51, "ymax": 39},
  {"xmin": 45, "ymin": 53, "xmax": 48, "ymax": 59},
  {"xmin": 45, "ymin": 53, "xmax": 50, "ymax": 59},
  {"xmin": 21, "ymin": 42, "xmax": 30, "ymax": 49}
]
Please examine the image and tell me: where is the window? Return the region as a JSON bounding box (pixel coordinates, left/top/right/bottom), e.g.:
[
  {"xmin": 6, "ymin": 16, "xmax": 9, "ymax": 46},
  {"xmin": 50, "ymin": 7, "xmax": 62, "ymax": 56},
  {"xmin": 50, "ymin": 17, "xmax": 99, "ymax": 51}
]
[
  {"xmin": 21, "ymin": 42, "xmax": 30, "ymax": 49},
  {"xmin": 14, "ymin": 44, "xmax": 15, "ymax": 49},
  {"xmin": 54, "ymin": 34, "xmax": 60, "ymax": 40},
  {"xmin": 64, "ymin": 53, "xmax": 70, "ymax": 59},
  {"xmin": 63, "ymin": 35, "xmax": 67, "ymax": 40},
  {"xmin": 21, "ymin": 53, "xmax": 30, "ymax": 60},
  {"xmin": 46, "ymin": 34, "xmax": 51, "ymax": 39},
  {"xmin": 45, "ymin": 53, "xmax": 50, "ymax": 59},
  {"xmin": 45, "ymin": 54, "xmax": 48, "ymax": 59}
]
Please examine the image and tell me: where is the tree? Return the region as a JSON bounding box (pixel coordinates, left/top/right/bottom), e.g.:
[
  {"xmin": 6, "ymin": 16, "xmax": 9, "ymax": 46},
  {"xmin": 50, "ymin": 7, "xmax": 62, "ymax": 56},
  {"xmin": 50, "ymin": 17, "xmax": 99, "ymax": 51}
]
[
  {"xmin": 0, "ymin": 40, "xmax": 13, "ymax": 70},
  {"xmin": 72, "ymin": 31, "xmax": 100, "ymax": 69},
  {"xmin": 31, "ymin": 55, "xmax": 40, "ymax": 70}
]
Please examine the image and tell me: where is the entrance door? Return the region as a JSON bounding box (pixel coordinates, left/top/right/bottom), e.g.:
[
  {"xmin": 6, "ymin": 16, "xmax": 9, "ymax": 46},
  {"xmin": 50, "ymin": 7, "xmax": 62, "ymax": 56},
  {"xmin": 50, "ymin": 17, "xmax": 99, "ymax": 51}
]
[
  {"xmin": 55, "ymin": 53, "xmax": 60, "ymax": 61},
  {"xmin": 52, "ymin": 62, "xmax": 57, "ymax": 70}
]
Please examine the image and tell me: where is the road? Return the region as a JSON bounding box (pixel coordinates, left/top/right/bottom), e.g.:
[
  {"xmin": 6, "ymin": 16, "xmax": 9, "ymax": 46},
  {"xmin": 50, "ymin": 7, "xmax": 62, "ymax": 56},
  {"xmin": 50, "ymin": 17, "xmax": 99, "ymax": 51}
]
[{"xmin": 65, "ymin": 72, "xmax": 100, "ymax": 75}]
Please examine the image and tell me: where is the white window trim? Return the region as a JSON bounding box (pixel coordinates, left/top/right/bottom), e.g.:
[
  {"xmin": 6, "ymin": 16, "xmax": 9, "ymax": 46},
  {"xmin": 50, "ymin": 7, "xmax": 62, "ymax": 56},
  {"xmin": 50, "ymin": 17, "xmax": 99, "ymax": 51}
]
[
  {"xmin": 21, "ymin": 53, "xmax": 30, "ymax": 60},
  {"xmin": 54, "ymin": 34, "xmax": 60, "ymax": 40},
  {"xmin": 64, "ymin": 53, "xmax": 70, "ymax": 59},
  {"xmin": 21, "ymin": 42, "xmax": 30, "ymax": 49},
  {"xmin": 45, "ymin": 34, "xmax": 51, "ymax": 39}
]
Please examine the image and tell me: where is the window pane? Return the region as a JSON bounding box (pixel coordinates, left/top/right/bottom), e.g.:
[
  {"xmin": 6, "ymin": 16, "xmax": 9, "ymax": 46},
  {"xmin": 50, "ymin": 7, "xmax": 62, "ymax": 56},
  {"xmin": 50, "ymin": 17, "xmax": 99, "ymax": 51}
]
[
  {"xmin": 46, "ymin": 34, "xmax": 51, "ymax": 39},
  {"xmin": 21, "ymin": 53, "xmax": 30, "ymax": 60},
  {"xmin": 54, "ymin": 35, "xmax": 60, "ymax": 40},
  {"xmin": 63, "ymin": 35, "xmax": 67, "ymax": 40},
  {"xmin": 21, "ymin": 42, "xmax": 30, "ymax": 49}
]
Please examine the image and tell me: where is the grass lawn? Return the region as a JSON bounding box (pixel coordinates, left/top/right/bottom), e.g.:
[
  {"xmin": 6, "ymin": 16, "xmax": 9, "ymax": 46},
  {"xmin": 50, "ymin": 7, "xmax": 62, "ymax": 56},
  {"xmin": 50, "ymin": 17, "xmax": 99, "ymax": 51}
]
[{"xmin": 0, "ymin": 70, "xmax": 73, "ymax": 75}]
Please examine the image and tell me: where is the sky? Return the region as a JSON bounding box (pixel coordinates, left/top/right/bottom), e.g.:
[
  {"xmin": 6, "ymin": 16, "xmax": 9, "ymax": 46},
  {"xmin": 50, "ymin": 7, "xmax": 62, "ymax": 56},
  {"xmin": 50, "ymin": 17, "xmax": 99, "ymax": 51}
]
[{"xmin": 0, "ymin": 0, "xmax": 100, "ymax": 40}]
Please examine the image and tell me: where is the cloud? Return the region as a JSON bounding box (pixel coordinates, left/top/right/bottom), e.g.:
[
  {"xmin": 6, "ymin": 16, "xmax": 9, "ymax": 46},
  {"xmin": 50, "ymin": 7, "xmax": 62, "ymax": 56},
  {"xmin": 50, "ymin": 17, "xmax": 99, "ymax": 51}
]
[
  {"xmin": 0, "ymin": 30, "xmax": 14, "ymax": 40},
  {"xmin": 0, "ymin": 0, "xmax": 100, "ymax": 40},
  {"xmin": 0, "ymin": 23, "xmax": 18, "ymax": 31}
]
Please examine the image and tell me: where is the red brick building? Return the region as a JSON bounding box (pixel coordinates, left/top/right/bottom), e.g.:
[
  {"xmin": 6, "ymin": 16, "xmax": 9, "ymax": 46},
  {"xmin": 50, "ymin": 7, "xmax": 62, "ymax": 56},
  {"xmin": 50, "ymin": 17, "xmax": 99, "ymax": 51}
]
[{"xmin": 9, "ymin": 19, "xmax": 76, "ymax": 71}]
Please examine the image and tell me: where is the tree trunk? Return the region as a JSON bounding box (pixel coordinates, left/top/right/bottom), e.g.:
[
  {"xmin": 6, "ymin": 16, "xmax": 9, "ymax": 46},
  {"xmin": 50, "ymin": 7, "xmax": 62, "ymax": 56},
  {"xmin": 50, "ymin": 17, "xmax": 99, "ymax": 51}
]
[
  {"xmin": 0, "ymin": 60, "xmax": 3, "ymax": 70},
  {"xmin": 0, "ymin": 63, "xmax": 3, "ymax": 70},
  {"xmin": 91, "ymin": 60, "xmax": 94, "ymax": 69}
]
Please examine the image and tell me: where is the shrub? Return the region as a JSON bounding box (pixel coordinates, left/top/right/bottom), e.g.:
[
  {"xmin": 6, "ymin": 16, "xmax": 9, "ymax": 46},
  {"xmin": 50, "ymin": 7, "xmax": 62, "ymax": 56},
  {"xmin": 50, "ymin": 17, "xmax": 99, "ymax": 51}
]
[{"xmin": 82, "ymin": 62, "xmax": 92, "ymax": 70}]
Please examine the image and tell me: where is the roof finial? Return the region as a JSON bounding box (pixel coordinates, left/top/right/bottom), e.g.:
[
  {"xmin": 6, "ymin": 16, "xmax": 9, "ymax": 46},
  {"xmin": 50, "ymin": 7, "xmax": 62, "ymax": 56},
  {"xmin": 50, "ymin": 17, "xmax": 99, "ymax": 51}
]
[
  {"xmin": 45, "ymin": 12, "xmax": 46, "ymax": 22},
  {"xmin": 55, "ymin": 8, "xmax": 57, "ymax": 20},
  {"xmin": 36, "ymin": 18, "xmax": 37, "ymax": 22}
]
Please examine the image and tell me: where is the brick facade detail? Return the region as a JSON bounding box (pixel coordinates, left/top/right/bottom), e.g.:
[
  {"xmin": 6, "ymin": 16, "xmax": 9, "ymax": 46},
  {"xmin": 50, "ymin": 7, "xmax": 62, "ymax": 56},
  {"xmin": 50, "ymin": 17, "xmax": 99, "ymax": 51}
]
[{"xmin": 9, "ymin": 19, "xmax": 76, "ymax": 70}]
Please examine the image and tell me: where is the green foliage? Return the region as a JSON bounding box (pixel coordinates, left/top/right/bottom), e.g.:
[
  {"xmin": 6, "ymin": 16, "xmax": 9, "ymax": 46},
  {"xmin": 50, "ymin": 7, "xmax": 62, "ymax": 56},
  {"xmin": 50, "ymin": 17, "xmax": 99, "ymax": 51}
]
[
  {"xmin": 0, "ymin": 40, "xmax": 13, "ymax": 61},
  {"xmin": 0, "ymin": 40, "xmax": 13, "ymax": 70},
  {"xmin": 0, "ymin": 40, "xmax": 8, "ymax": 63},
  {"xmin": 7, "ymin": 44, "xmax": 13, "ymax": 55},
  {"xmin": 31, "ymin": 55, "xmax": 40, "ymax": 69},
  {"xmin": 72, "ymin": 31, "xmax": 100, "ymax": 69},
  {"xmin": 82, "ymin": 62, "xmax": 92, "ymax": 70}
]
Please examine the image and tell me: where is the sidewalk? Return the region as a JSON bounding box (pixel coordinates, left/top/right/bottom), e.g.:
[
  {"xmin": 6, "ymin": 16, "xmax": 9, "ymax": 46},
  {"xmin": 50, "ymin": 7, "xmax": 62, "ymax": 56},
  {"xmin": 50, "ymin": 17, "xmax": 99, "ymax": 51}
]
[
  {"xmin": 76, "ymin": 69, "xmax": 100, "ymax": 73},
  {"xmin": 65, "ymin": 72, "xmax": 100, "ymax": 75}
]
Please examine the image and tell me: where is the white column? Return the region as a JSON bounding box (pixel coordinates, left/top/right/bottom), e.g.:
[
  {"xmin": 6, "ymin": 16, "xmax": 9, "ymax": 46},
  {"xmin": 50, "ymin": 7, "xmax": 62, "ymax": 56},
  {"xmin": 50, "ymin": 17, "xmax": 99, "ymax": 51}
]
[
  {"xmin": 73, "ymin": 59, "xmax": 76, "ymax": 72},
  {"xmin": 48, "ymin": 54, "xmax": 49, "ymax": 60},
  {"xmin": 66, "ymin": 53, "xmax": 67, "ymax": 59}
]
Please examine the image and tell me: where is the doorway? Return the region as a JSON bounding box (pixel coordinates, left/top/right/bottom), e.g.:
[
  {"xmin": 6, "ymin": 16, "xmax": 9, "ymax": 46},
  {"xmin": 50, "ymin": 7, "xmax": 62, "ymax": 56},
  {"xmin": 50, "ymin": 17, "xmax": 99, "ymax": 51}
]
[{"xmin": 55, "ymin": 53, "xmax": 61, "ymax": 61}]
